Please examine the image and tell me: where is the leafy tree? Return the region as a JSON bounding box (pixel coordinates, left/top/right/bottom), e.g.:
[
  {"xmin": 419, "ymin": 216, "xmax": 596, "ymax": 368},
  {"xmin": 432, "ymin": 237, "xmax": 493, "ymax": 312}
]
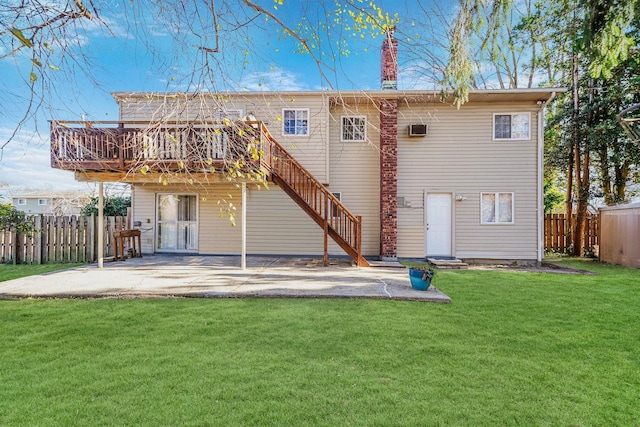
[
  {"xmin": 589, "ymin": 51, "xmax": 640, "ymax": 205},
  {"xmin": 544, "ymin": 178, "xmax": 565, "ymax": 214},
  {"xmin": 1, "ymin": 0, "xmax": 397, "ymax": 150},
  {"xmin": 80, "ymin": 196, "xmax": 131, "ymax": 217},
  {"xmin": 0, "ymin": 203, "xmax": 35, "ymax": 232},
  {"xmin": 545, "ymin": 0, "xmax": 638, "ymax": 253},
  {"xmin": 2, "ymin": 0, "xmax": 397, "ymax": 217}
]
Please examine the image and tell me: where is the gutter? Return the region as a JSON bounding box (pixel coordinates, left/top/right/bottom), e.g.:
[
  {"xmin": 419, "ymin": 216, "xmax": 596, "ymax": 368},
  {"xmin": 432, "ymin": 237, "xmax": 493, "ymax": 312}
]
[{"xmin": 537, "ymin": 91, "xmax": 557, "ymax": 263}]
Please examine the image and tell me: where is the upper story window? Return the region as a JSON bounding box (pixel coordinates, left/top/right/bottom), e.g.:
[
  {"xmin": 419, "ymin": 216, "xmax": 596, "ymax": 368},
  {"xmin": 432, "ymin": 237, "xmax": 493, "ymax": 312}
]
[
  {"xmin": 341, "ymin": 116, "xmax": 367, "ymax": 142},
  {"xmin": 283, "ymin": 109, "xmax": 309, "ymax": 136},
  {"xmin": 38, "ymin": 199, "xmax": 47, "ymax": 205},
  {"xmin": 493, "ymin": 113, "xmax": 530, "ymax": 140},
  {"xmin": 481, "ymin": 192, "xmax": 514, "ymax": 224},
  {"xmin": 17, "ymin": 199, "xmax": 27, "ymax": 205}
]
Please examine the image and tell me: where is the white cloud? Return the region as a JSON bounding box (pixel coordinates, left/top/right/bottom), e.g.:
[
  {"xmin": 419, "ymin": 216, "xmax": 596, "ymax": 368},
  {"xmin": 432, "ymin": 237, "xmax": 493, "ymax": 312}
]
[
  {"xmin": 0, "ymin": 127, "xmax": 90, "ymax": 194},
  {"xmin": 235, "ymin": 67, "xmax": 310, "ymax": 92},
  {"xmin": 398, "ymin": 63, "xmax": 441, "ymax": 90}
]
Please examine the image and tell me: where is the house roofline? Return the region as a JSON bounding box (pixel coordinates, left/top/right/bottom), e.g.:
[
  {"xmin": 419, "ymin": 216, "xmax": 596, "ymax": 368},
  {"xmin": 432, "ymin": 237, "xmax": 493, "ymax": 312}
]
[{"xmin": 112, "ymin": 87, "xmax": 567, "ymax": 104}]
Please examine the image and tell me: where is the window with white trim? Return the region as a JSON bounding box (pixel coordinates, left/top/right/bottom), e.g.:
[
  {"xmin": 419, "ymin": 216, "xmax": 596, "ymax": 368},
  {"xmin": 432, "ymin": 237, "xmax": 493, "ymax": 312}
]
[
  {"xmin": 38, "ymin": 199, "xmax": 47, "ymax": 205},
  {"xmin": 481, "ymin": 192, "xmax": 514, "ymax": 224},
  {"xmin": 283, "ymin": 109, "xmax": 309, "ymax": 136},
  {"xmin": 493, "ymin": 113, "xmax": 530, "ymax": 140},
  {"xmin": 17, "ymin": 199, "xmax": 26, "ymax": 205},
  {"xmin": 341, "ymin": 116, "xmax": 367, "ymax": 142}
]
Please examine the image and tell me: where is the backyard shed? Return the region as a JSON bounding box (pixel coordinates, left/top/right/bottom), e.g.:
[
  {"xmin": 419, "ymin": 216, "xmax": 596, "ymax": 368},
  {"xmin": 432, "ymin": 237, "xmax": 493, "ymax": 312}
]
[{"xmin": 599, "ymin": 202, "xmax": 640, "ymax": 268}]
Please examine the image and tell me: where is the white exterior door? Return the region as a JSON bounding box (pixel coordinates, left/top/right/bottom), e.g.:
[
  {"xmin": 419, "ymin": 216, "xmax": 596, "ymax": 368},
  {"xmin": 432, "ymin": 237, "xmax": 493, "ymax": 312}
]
[
  {"xmin": 425, "ymin": 193, "xmax": 452, "ymax": 256},
  {"xmin": 156, "ymin": 194, "xmax": 198, "ymax": 252}
]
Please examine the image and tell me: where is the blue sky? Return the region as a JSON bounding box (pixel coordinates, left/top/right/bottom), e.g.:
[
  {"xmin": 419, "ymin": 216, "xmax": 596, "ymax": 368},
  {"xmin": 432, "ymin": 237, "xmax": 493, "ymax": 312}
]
[{"xmin": 0, "ymin": 0, "xmax": 447, "ymax": 197}]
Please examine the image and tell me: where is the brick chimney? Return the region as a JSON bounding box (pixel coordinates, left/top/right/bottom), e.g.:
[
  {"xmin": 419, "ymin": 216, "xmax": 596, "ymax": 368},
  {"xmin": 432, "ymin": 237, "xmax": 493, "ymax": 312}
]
[
  {"xmin": 380, "ymin": 27, "xmax": 398, "ymax": 90},
  {"xmin": 379, "ymin": 28, "xmax": 398, "ymax": 260}
]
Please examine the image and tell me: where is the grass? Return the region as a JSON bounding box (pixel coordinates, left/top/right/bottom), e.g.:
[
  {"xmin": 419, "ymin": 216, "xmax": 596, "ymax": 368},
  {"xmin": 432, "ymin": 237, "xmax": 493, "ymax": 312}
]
[
  {"xmin": 0, "ymin": 263, "xmax": 84, "ymax": 282},
  {"xmin": 1, "ymin": 258, "xmax": 639, "ymax": 426}
]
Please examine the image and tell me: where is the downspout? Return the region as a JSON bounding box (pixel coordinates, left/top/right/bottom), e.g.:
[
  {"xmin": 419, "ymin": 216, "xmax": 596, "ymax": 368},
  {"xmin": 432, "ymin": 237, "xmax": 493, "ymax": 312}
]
[
  {"xmin": 324, "ymin": 92, "xmax": 331, "ymax": 185},
  {"xmin": 241, "ymin": 182, "xmax": 247, "ymax": 270},
  {"xmin": 537, "ymin": 91, "xmax": 556, "ymax": 263}
]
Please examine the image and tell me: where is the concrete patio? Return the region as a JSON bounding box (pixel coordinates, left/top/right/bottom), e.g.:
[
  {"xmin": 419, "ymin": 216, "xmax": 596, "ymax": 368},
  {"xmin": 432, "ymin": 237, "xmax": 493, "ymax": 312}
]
[{"xmin": 0, "ymin": 255, "xmax": 451, "ymax": 303}]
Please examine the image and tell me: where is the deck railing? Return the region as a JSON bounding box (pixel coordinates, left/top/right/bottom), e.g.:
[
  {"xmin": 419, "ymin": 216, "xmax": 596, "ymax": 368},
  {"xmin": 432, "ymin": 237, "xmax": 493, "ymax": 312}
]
[{"xmin": 50, "ymin": 120, "xmax": 265, "ymax": 173}]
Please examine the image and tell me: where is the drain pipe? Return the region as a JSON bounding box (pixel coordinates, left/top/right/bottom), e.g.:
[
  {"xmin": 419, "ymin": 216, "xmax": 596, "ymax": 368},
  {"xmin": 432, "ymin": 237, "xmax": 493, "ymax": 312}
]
[
  {"xmin": 537, "ymin": 91, "xmax": 556, "ymax": 263},
  {"xmin": 241, "ymin": 182, "xmax": 247, "ymax": 270}
]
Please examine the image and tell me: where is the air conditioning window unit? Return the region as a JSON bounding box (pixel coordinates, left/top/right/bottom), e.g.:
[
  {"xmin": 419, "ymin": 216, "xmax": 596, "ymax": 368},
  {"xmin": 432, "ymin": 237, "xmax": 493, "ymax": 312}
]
[{"xmin": 408, "ymin": 124, "xmax": 428, "ymax": 137}]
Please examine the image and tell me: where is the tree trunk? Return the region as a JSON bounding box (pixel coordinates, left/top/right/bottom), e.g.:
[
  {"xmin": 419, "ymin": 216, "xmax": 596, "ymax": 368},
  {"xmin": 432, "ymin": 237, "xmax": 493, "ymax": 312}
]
[
  {"xmin": 572, "ymin": 142, "xmax": 586, "ymax": 256},
  {"xmin": 574, "ymin": 149, "xmax": 590, "ymax": 256},
  {"xmin": 599, "ymin": 145, "xmax": 613, "ymax": 205},
  {"xmin": 573, "ymin": 76, "xmax": 595, "ymax": 256},
  {"xmin": 614, "ymin": 161, "xmax": 630, "ymax": 204},
  {"xmin": 569, "ymin": 53, "xmax": 581, "ymax": 255},
  {"xmin": 565, "ymin": 151, "xmax": 574, "ymax": 251}
]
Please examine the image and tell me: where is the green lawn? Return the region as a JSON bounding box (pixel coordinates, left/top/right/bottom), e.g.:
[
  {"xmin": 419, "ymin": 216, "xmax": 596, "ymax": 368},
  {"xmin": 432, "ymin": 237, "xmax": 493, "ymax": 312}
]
[
  {"xmin": 1, "ymin": 258, "xmax": 639, "ymax": 426},
  {"xmin": 0, "ymin": 263, "xmax": 83, "ymax": 282}
]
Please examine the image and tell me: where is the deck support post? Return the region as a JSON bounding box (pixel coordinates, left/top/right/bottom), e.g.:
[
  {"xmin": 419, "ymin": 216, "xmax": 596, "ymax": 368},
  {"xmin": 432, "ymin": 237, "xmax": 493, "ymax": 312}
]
[
  {"xmin": 241, "ymin": 182, "xmax": 247, "ymax": 270},
  {"xmin": 356, "ymin": 215, "xmax": 363, "ymax": 267},
  {"xmin": 97, "ymin": 182, "xmax": 104, "ymax": 268}
]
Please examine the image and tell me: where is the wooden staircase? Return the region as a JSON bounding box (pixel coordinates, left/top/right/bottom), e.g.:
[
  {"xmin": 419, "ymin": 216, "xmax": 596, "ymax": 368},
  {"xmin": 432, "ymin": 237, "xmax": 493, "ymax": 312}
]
[{"xmin": 258, "ymin": 123, "xmax": 369, "ymax": 267}]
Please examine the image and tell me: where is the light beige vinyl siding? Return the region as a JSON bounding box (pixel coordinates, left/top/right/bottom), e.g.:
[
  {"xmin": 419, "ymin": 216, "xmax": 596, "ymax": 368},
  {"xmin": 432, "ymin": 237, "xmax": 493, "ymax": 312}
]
[
  {"xmin": 131, "ymin": 186, "xmax": 157, "ymax": 254},
  {"xmin": 132, "ymin": 183, "xmax": 352, "ymax": 256},
  {"xmin": 198, "ymin": 186, "xmax": 242, "ymax": 254},
  {"xmin": 328, "ymin": 101, "xmax": 381, "ymax": 256},
  {"xmin": 245, "ymin": 187, "xmax": 328, "ymax": 255},
  {"xmin": 132, "ymin": 183, "xmax": 242, "ymax": 255},
  {"xmin": 118, "ymin": 93, "xmax": 329, "ymax": 181},
  {"xmin": 396, "ymin": 102, "xmax": 540, "ymax": 259},
  {"xmin": 125, "ymin": 93, "xmax": 543, "ymax": 260}
]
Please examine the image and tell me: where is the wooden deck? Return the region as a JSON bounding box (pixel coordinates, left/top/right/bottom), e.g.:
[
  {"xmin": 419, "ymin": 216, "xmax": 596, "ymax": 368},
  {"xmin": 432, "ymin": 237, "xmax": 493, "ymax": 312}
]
[{"xmin": 50, "ymin": 120, "xmax": 266, "ymax": 175}]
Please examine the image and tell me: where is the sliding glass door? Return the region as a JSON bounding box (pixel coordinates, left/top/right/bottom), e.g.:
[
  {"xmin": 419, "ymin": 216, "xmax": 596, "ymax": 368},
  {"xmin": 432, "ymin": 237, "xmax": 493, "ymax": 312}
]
[{"xmin": 156, "ymin": 194, "xmax": 198, "ymax": 252}]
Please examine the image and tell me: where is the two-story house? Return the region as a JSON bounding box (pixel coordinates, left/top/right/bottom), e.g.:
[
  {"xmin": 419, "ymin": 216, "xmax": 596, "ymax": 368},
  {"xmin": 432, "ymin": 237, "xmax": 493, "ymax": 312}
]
[{"xmin": 50, "ymin": 32, "xmax": 564, "ymax": 265}]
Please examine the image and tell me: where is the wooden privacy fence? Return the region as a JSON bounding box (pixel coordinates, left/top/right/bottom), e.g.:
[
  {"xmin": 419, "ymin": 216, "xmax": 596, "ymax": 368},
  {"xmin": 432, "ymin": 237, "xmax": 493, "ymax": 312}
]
[
  {"xmin": 599, "ymin": 204, "xmax": 640, "ymax": 268},
  {"xmin": 544, "ymin": 213, "xmax": 599, "ymax": 253},
  {"xmin": 0, "ymin": 215, "xmax": 128, "ymax": 265}
]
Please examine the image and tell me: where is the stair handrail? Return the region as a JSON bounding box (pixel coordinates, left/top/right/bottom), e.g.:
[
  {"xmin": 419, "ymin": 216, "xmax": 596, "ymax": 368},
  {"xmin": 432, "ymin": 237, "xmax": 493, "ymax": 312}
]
[{"xmin": 258, "ymin": 122, "xmax": 366, "ymax": 266}]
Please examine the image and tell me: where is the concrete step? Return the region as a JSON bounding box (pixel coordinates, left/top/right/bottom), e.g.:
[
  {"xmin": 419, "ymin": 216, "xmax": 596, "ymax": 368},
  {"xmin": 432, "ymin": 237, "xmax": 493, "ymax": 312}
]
[{"xmin": 427, "ymin": 258, "xmax": 469, "ymax": 269}]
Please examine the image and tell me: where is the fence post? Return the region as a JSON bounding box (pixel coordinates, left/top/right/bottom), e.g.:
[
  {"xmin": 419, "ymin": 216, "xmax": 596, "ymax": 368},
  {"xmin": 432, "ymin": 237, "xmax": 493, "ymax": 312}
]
[
  {"xmin": 16, "ymin": 231, "xmax": 25, "ymax": 265},
  {"xmin": 79, "ymin": 215, "xmax": 87, "ymax": 263},
  {"xmin": 70, "ymin": 215, "xmax": 78, "ymax": 263},
  {"xmin": 12, "ymin": 229, "xmax": 17, "ymax": 265},
  {"xmin": 89, "ymin": 214, "xmax": 96, "ymax": 263},
  {"xmin": 34, "ymin": 215, "xmax": 42, "ymax": 264}
]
